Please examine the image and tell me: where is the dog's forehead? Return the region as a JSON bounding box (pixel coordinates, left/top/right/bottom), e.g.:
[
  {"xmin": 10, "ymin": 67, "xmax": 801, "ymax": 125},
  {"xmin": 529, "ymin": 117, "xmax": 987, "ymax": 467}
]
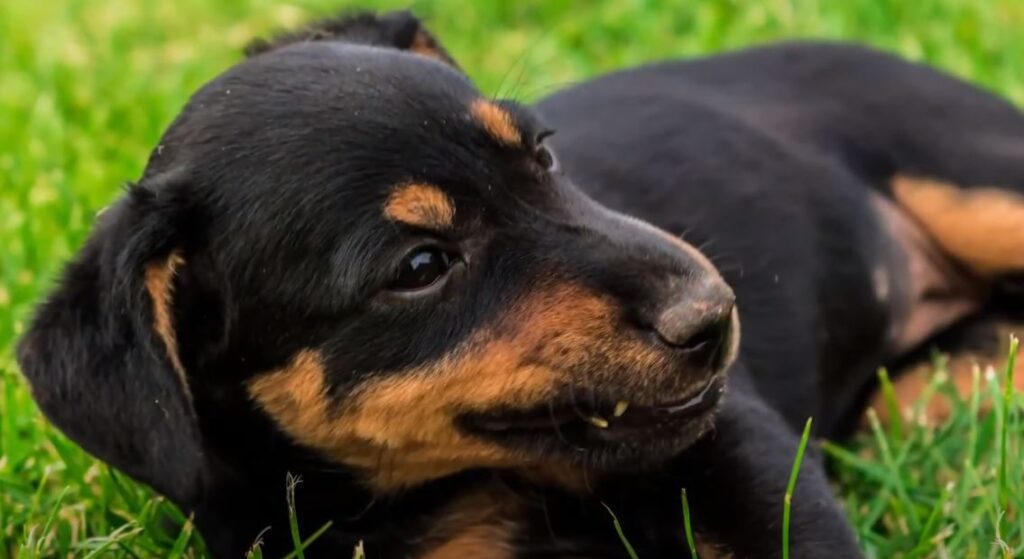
[
  {"xmin": 252, "ymin": 41, "xmax": 477, "ymax": 113},
  {"xmin": 147, "ymin": 42, "xmax": 531, "ymax": 216}
]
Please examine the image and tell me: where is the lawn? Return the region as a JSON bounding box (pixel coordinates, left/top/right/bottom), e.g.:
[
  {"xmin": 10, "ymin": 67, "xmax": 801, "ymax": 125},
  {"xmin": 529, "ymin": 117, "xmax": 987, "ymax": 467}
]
[{"xmin": 1, "ymin": 0, "xmax": 1023, "ymax": 557}]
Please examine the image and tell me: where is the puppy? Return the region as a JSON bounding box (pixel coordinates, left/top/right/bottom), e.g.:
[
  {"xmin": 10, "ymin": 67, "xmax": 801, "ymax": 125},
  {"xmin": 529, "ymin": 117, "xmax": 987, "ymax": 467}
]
[{"xmin": 17, "ymin": 10, "xmax": 1024, "ymax": 558}]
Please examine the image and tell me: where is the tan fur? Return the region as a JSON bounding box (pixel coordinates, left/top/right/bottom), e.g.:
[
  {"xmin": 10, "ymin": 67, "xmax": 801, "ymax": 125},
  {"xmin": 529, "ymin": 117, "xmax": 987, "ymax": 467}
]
[
  {"xmin": 144, "ymin": 251, "xmax": 190, "ymax": 399},
  {"xmin": 420, "ymin": 523, "xmax": 513, "ymax": 559},
  {"xmin": 892, "ymin": 175, "xmax": 1024, "ymax": 275},
  {"xmin": 247, "ymin": 347, "xmax": 532, "ymax": 491},
  {"xmin": 246, "ymin": 350, "xmax": 328, "ymax": 440},
  {"xmin": 871, "ymin": 335, "xmax": 1024, "ymax": 426},
  {"xmin": 518, "ymin": 462, "xmax": 594, "ymax": 492},
  {"xmin": 418, "ymin": 489, "xmax": 517, "ymax": 559},
  {"xmin": 247, "ymin": 284, "xmax": 594, "ymax": 489},
  {"xmin": 409, "ymin": 31, "xmax": 446, "ymax": 63},
  {"xmin": 471, "ymin": 100, "xmax": 522, "ymax": 147},
  {"xmin": 248, "ymin": 282, "xmax": 722, "ymax": 490},
  {"xmin": 384, "ymin": 183, "xmax": 456, "ymax": 229}
]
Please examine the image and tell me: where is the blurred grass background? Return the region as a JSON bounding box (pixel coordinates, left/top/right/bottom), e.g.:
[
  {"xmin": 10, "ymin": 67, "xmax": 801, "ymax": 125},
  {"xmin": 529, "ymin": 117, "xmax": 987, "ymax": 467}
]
[{"xmin": 1, "ymin": 0, "xmax": 1023, "ymax": 557}]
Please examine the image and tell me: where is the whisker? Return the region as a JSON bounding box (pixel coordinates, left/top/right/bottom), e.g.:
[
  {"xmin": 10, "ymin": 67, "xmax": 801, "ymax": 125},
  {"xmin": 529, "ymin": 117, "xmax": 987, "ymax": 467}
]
[
  {"xmin": 567, "ymin": 382, "xmax": 584, "ymax": 417},
  {"xmin": 539, "ymin": 492, "xmax": 558, "ymax": 541},
  {"xmin": 549, "ymin": 399, "xmax": 571, "ymax": 445},
  {"xmin": 492, "ymin": 39, "xmax": 536, "ymax": 100},
  {"xmin": 498, "ymin": 25, "xmax": 558, "ymax": 102},
  {"xmin": 511, "ymin": 79, "xmax": 586, "ymax": 101},
  {"xmin": 342, "ymin": 495, "xmax": 379, "ymax": 522},
  {"xmin": 504, "ymin": 54, "xmax": 533, "ymax": 103}
]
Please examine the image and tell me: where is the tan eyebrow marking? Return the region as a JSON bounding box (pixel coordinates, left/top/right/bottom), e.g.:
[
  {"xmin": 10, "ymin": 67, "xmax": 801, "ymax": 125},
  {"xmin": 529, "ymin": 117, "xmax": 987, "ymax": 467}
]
[
  {"xmin": 384, "ymin": 183, "xmax": 456, "ymax": 229},
  {"xmin": 144, "ymin": 250, "xmax": 191, "ymax": 400},
  {"xmin": 470, "ymin": 100, "xmax": 522, "ymax": 147}
]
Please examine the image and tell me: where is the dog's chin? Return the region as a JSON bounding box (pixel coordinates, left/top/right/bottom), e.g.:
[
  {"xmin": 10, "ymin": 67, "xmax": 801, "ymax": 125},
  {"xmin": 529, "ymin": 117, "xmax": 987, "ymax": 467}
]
[{"xmin": 459, "ymin": 376, "xmax": 726, "ymax": 471}]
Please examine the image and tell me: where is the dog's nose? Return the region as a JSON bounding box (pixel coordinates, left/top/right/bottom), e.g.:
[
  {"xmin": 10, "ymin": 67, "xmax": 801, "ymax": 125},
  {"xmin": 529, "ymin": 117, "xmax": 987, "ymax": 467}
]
[{"xmin": 655, "ymin": 278, "xmax": 736, "ymax": 366}]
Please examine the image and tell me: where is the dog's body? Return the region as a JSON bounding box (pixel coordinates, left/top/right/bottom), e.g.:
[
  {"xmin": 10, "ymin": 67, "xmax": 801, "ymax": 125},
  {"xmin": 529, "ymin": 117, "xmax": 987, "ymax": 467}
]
[
  {"xmin": 542, "ymin": 41, "xmax": 1024, "ymax": 437},
  {"xmin": 17, "ymin": 12, "xmax": 1024, "ymax": 559}
]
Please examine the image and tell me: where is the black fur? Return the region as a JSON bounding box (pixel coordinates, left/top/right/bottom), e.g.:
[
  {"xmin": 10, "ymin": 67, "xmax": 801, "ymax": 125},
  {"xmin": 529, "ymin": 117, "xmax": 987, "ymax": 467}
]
[
  {"xmin": 18, "ymin": 10, "xmax": 1024, "ymax": 559},
  {"xmin": 18, "ymin": 182, "xmax": 207, "ymax": 507}
]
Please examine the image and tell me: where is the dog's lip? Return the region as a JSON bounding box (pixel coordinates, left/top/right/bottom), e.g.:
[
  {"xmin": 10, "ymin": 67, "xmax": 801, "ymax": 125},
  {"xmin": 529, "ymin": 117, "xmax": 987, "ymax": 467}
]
[
  {"xmin": 463, "ymin": 376, "xmax": 725, "ymax": 434},
  {"xmin": 650, "ymin": 376, "xmax": 725, "ymax": 414}
]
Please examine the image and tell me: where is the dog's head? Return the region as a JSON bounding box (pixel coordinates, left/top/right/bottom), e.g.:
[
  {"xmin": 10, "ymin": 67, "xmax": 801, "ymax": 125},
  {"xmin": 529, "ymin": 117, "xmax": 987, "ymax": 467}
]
[{"xmin": 17, "ymin": 11, "xmax": 738, "ymax": 506}]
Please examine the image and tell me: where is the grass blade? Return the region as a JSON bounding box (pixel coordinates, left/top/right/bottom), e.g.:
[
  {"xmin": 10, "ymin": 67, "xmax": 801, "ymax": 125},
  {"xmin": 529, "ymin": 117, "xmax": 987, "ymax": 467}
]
[
  {"xmin": 166, "ymin": 516, "xmax": 194, "ymax": 559},
  {"xmin": 281, "ymin": 521, "xmax": 334, "ymax": 559},
  {"xmin": 999, "ymin": 335, "xmax": 1019, "ymax": 509},
  {"xmin": 783, "ymin": 417, "xmax": 814, "ymax": 559},
  {"xmin": 33, "ymin": 485, "xmax": 69, "ymax": 555},
  {"xmin": 285, "ymin": 473, "xmax": 305, "ymax": 559},
  {"xmin": 602, "ymin": 503, "xmax": 639, "ymax": 559},
  {"xmin": 865, "ymin": 409, "xmax": 920, "ymax": 532},
  {"xmin": 681, "ymin": 489, "xmax": 698, "ymax": 559},
  {"xmin": 877, "ymin": 368, "xmax": 905, "ymax": 442}
]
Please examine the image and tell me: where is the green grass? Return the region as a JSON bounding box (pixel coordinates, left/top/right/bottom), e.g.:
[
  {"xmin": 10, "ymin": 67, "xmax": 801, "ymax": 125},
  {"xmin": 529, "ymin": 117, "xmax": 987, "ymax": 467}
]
[
  {"xmin": 1, "ymin": 0, "xmax": 1022, "ymax": 557},
  {"xmin": 825, "ymin": 344, "xmax": 1023, "ymax": 559},
  {"xmin": 681, "ymin": 489, "xmax": 698, "ymax": 559},
  {"xmin": 783, "ymin": 418, "xmax": 815, "ymax": 559}
]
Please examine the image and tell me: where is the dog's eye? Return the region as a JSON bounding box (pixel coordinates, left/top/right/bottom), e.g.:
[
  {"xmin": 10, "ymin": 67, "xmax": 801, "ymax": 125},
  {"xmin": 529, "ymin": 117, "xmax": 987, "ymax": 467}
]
[
  {"xmin": 390, "ymin": 247, "xmax": 455, "ymax": 291},
  {"xmin": 535, "ymin": 145, "xmax": 559, "ymax": 172}
]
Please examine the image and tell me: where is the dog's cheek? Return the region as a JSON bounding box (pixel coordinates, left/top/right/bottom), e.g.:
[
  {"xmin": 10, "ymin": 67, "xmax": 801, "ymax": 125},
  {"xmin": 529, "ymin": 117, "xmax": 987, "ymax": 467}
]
[
  {"xmin": 245, "ymin": 282, "xmax": 674, "ymax": 490},
  {"xmin": 245, "ymin": 350, "xmax": 330, "ymax": 444},
  {"xmin": 333, "ymin": 345, "xmax": 557, "ymax": 489},
  {"xmin": 245, "ymin": 343, "xmax": 559, "ymax": 491}
]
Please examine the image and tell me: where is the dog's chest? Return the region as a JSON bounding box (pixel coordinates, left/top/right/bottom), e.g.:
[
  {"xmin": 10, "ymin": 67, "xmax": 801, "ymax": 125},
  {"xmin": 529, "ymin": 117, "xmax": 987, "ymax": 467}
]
[{"xmin": 411, "ymin": 482, "xmax": 734, "ymax": 559}]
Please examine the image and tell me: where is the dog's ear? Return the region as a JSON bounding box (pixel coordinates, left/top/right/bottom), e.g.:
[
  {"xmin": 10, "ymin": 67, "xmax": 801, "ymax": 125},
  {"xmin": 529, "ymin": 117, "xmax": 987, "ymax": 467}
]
[
  {"xmin": 245, "ymin": 9, "xmax": 460, "ymax": 70},
  {"xmin": 17, "ymin": 179, "xmax": 206, "ymax": 507}
]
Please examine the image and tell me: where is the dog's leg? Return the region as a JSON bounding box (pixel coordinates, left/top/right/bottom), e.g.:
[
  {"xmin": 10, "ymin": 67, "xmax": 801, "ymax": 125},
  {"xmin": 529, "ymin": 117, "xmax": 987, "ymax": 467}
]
[
  {"xmin": 873, "ymin": 315, "xmax": 1024, "ymax": 426},
  {"xmin": 861, "ymin": 61, "xmax": 1024, "ymax": 280},
  {"xmin": 875, "ymin": 89, "xmax": 1024, "ymax": 416},
  {"xmin": 802, "ymin": 49, "xmax": 1024, "ymax": 279},
  {"xmin": 672, "ymin": 367, "xmax": 863, "ymax": 559},
  {"xmin": 889, "ymin": 175, "xmax": 1024, "ymax": 279}
]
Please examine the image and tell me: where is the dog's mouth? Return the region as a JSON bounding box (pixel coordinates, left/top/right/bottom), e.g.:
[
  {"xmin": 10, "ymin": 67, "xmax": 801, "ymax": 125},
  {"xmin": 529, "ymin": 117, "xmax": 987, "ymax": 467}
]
[{"xmin": 460, "ymin": 376, "xmax": 726, "ymax": 469}]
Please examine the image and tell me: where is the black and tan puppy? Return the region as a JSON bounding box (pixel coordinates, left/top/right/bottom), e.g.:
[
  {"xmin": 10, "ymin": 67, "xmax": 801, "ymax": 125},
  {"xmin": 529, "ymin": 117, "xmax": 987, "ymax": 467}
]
[{"xmin": 17, "ymin": 10, "xmax": 1024, "ymax": 558}]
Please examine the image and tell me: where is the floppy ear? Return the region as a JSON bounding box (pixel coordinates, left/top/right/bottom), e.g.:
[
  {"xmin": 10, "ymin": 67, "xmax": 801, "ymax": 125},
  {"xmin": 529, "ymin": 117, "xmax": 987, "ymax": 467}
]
[
  {"xmin": 17, "ymin": 182, "xmax": 206, "ymax": 507},
  {"xmin": 244, "ymin": 9, "xmax": 460, "ymax": 70}
]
